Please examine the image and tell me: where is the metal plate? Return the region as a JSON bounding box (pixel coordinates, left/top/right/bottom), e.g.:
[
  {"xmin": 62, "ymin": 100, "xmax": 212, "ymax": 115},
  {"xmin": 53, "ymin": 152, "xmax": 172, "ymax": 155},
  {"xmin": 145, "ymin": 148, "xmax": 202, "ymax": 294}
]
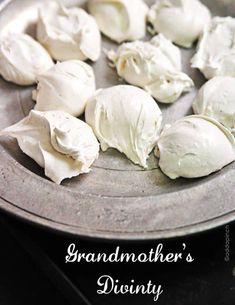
[{"xmin": 0, "ymin": 0, "xmax": 235, "ymax": 240}]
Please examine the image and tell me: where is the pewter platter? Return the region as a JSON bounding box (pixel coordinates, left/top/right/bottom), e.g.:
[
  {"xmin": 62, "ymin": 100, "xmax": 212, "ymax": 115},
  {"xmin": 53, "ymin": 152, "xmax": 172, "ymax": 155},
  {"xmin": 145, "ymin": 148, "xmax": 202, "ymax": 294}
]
[{"xmin": 0, "ymin": 0, "xmax": 235, "ymax": 240}]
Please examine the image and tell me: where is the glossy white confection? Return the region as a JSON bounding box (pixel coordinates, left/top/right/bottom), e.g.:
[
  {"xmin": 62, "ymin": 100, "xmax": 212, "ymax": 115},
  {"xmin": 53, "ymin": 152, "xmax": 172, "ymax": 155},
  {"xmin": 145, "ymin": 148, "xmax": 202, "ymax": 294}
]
[
  {"xmin": 193, "ymin": 77, "xmax": 235, "ymax": 133},
  {"xmin": 191, "ymin": 17, "xmax": 235, "ymax": 79},
  {"xmin": 0, "ymin": 33, "xmax": 54, "ymax": 86},
  {"xmin": 37, "ymin": 1, "xmax": 101, "ymax": 62},
  {"xmin": 108, "ymin": 35, "xmax": 194, "ymax": 104},
  {"xmin": 156, "ymin": 115, "xmax": 235, "ymax": 179},
  {"xmin": 85, "ymin": 85, "xmax": 162, "ymax": 168},
  {"xmin": 88, "ymin": 0, "xmax": 148, "ymax": 43},
  {"xmin": 0, "ymin": 5, "xmax": 41, "ymax": 37},
  {"xmin": 0, "ymin": 110, "xmax": 100, "ymax": 184},
  {"xmin": 33, "ymin": 60, "xmax": 96, "ymax": 117},
  {"xmin": 148, "ymin": 0, "xmax": 211, "ymax": 48}
]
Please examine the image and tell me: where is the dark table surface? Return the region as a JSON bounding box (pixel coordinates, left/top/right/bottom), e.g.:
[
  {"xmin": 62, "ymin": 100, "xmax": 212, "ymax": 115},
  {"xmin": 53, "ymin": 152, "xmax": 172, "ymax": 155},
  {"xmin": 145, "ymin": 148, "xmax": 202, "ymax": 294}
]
[{"xmin": 0, "ymin": 210, "xmax": 234, "ymax": 305}]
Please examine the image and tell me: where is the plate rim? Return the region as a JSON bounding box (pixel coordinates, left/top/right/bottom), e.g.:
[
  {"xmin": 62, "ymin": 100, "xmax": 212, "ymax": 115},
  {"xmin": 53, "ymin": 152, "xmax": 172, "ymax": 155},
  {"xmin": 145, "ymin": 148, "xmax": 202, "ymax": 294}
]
[{"xmin": 0, "ymin": 195, "xmax": 235, "ymax": 240}]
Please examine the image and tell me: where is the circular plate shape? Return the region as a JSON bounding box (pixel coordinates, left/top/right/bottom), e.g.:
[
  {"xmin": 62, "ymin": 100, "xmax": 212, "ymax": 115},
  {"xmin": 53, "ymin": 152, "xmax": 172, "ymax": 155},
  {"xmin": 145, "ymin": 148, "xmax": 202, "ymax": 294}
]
[{"xmin": 0, "ymin": 0, "xmax": 235, "ymax": 240}]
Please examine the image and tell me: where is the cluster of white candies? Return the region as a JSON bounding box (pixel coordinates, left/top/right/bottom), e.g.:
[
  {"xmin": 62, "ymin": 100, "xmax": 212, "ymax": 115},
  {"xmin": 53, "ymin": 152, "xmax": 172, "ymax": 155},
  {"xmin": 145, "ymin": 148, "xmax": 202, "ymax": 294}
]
[{"xmin": 0, "ymin": 0, "xmax": 235, "ymax": 184}]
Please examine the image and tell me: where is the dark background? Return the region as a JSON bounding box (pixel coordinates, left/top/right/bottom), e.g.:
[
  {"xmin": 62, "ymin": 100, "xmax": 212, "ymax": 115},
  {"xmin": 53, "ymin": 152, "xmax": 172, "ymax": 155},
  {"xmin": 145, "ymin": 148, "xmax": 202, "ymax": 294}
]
[{"xmin": 0, "ymin": 211, "xmax": 234, "ymax": 305}]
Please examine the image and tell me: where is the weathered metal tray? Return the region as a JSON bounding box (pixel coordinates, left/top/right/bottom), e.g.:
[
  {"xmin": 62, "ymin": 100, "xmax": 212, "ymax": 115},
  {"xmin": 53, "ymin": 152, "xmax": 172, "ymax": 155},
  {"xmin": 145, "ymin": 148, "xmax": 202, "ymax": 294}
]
[{"xmin": 0, "ymin": 0, "xmax": 235, "ymax": 240}]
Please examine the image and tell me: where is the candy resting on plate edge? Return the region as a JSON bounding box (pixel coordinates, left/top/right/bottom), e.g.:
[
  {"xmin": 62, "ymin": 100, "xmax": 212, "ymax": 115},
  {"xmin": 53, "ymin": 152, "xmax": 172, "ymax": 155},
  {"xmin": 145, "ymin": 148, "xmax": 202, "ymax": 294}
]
[
  {"xmin": 193, "ymin": 76, "xmax": 235, "ymax": 134},
  {"xmin": 0, "ymin": 33, "xmax": 54, "ymax": 86},
  {"xmin": 191, "ymin": 17, "xmax": 235, "ymax": 79},
  {"xmin": 156, "ymin": 115, "xmax": 235, "ymax": 180},
  {"xmin": 0, "ymin": 110, "xmax": 100, "ymax": 184}
]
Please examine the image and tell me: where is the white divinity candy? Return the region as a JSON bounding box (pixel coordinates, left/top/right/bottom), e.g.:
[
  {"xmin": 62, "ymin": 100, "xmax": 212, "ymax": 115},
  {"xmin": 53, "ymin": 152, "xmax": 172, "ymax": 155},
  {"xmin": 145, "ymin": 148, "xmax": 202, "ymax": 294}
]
[
  {"xmin": 156, "ymin": 116, "xmax": 235, "ymax": 179},
  {"xmin": 148, "ymin": 0, "xmax": 211, "ymax": 48},
  {"xmin": 108, "ymin": 35, "xmax": 194, "ymax": 104},
  {"xmin": 85, "ymin": 85, "xmax": 162, "ymax": 168},
  {"xmin": 193, "ymin": 77, "xmax": 235, "ymax": 133},
  {"xmin": 88, "ymin": 0, "xmax": 148, "ymax": 43},
  {"xmin": 0, "ymin": 110, "xmax": 99, "ymax": 184},
  {"xmin": 0, "ymin": 33, "xmax": 53, "ymax": 86},
  {"xmin": 37, "ymin": 1, "xmax": 101, "ymax": 61},
  {"xmin": 33, "ymin": 60, "xmax": 96, "ymax": 117},
  {"xmin": 191, "ymin": 17, "xmax": 235, "ymax": 79}
]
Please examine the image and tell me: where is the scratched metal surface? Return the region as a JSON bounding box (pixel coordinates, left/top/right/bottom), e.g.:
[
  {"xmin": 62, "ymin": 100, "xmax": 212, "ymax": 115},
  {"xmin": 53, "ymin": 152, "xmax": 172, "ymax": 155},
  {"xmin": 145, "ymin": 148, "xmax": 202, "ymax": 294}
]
[{"xmin": 0, "ymin": 0, "xmax": 235, "ymax": 240}]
